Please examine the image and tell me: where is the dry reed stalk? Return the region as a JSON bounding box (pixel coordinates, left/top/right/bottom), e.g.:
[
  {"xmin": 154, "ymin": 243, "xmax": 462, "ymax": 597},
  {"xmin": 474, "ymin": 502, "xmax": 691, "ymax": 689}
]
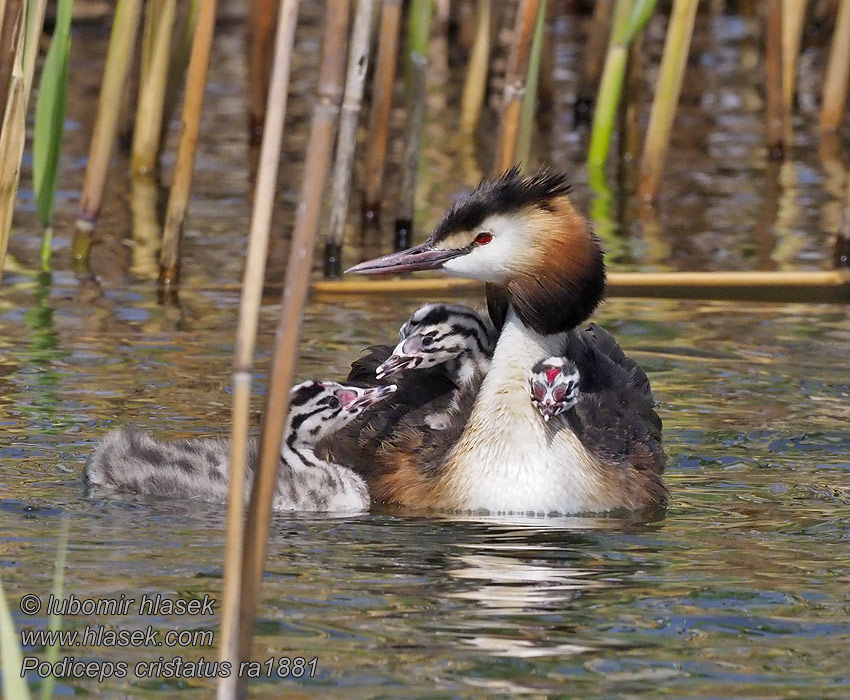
[
  {"xmin": 574, "ymin": 0, "xmax": 612, "ymax": 125},
  {"xmin": 235, "ymin": 1, "xmax": 349, "ymax": 688},
  {"xmin": 361, "ymin": 0, "xmax": 402, "ymax": 222},
  {"xmin": 781, "ymin": 0, "xmax": 809, "ymax": 137},
  {"xmin": 493, "ymin": 0, "xmax": 541, "ymax": 176},
  {"xmin": 311, "ymin": 269, "xmax": 850, "ymax": 296},
  {"xmin": 637, "ymin": 0, "xmax": 698, "ymax": 202},
  {"xmin": 75, "ymin": 0, "xmax": 143, "ymax": 232},
  {"xmin": 325, "ymin": 0, "xmax": 377, "ymax": 277},
  {"xmin": 819, "ymin": 0, "xmax": 850, "ymax": 131},
  {"xmin": 158, "ymin": 0, "xmax": 218, "ymax": 286},
  {"xmin": 394, "ymin": 51, "xmax": 427, "ymax": 250},
  {"xmin": 216, "ymin": 5, "xmax": 300, "ymax": 698},
  {"xmin": 460, "ymin": 0, "xmax": 492, "ymax": 134},
  {"xmin": 0, "ymin": 0, "xmax": 46, "ymax": 282},
  {"xmin": 765, "ymin": 0, "xmax": 786, "ymax": 158},
  {"xmin": 220, "ymin": 0, "xmax": 301, "ymax": 678},
  {"xmin": 537, "ymin": 0, "xmax": 556, "ymax": 112},
  {"xmin": 131, "ymin": 0, "xmax": 176, "ymax": 175},
  {"xmin": 0, "ymin": 0, "xmax": 22, "ymax": 120},
  {"xmin": 515, "ymin": 0, "xmax": 547, "ymax": 170},
  {"xmin": 247, "ymin": 0, "xmax": 278, "ymax": 142}
]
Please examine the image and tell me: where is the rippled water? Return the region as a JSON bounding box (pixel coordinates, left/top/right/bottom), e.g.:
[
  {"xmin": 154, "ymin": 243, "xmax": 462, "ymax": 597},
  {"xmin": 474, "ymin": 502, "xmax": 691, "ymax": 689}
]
[{"xmin": 1, "ymin": 5, "xmax": 849, "ymax": 699}]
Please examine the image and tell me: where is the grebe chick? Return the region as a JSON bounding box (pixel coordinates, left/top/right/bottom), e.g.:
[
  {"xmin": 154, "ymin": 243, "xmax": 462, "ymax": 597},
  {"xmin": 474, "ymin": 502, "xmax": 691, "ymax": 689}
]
[
  {"xmin": 529, "ymin": 356, "xmax": 581, "ymax": 422},
  {"xmin": 341, "ymin": 167, "xmax": 667, "ymax": 514},
  {"xmin": 85, "ymin": 381, "xmax": 396, "ymax": 512},
  {"xmin": 376, "ymin": 303, "xmax": 496, "ymax": 430}
]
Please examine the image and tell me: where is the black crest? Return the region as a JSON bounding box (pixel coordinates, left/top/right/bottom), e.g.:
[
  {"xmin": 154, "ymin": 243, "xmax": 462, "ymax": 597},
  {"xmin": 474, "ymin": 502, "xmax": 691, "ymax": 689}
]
[{"xmin": 431, "ymin": 167, "xmax": 573, "ymax": 242}]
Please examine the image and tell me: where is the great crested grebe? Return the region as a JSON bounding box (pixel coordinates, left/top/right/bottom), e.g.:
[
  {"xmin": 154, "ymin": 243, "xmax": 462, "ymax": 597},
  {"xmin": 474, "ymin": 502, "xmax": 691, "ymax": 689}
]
[
  {"xmin": 332, "ymin": 167, "xmax": 667, "ymax": 514},
  {"xmin": 85, "ymin": 381, "xmax": 396, "ymax": 512},
  {"xmin": 529, "ymin": 356, "xmax": 581, "ymax": 422},
  {"xmin": 376, "ymin": 303, "xmax": 496, "ymax": 430}
]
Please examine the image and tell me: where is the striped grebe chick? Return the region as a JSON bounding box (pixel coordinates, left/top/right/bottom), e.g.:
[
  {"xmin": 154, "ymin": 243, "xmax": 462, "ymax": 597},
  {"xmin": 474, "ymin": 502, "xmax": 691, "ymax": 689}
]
[
  {"xmin": 529, "ymin": 356, "xmax": 581, "ymax": 422},
  {"xmin": 376, "ymin": 303, "xmax": 496, "ymax": 430},
  {"xmin": 340, "ymin": 167, "xmax": 667, "ymax": 514},
  {"xmin": 85, "ymin": 381, "xmax": 396, "ymax": 512}
]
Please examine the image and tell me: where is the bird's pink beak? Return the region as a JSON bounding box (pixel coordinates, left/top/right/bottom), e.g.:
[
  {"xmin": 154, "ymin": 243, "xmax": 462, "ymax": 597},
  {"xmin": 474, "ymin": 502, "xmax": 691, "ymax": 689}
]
[
  {"xmin": 343, "ymin": 384, "xmax": 397, "ymax": 412},
  {"xmin": 346, "ymin": 241, "xmax": 461, "ymax": 275}
]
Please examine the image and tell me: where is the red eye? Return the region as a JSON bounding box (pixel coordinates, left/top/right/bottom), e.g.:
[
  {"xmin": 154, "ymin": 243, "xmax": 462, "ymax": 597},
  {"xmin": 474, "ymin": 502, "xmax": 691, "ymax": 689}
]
[
  {"xmin": 475, "ymin": 232, "xmax": 492, "ymax": 245},
  {"xmin": 532, "ymin": 382, "xmax": 546, "ymax": 401}
]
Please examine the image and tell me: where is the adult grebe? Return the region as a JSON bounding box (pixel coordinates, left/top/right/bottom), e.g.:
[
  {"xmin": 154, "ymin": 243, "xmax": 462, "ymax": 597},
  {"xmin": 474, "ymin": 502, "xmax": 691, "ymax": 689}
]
[
  {"xmin": 85, "ymin": 381, "xmax": 396, "ymax": 512},
  {"xmin": 332, "ymin": 167, "xmax": 666, "ymax": 514},
  {"xmin": 376, "ymin": 303, "xmax": 496, "ymax": 429}
]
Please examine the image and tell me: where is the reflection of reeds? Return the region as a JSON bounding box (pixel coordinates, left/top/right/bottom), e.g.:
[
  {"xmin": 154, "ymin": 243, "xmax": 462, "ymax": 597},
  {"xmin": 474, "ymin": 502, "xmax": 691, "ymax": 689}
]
[
  {"xmin": 235, "ymin": 1, "xmax": 349, "ymax": 688},
  {"xmin": 494, "ymin": 0, "xmax": 541, "ymax": 175},
  {"xmin": 362, "ymin": 0, "xmax": 403, "ymax": 222},
  {"xmin": 217, "ymin": 3, "xmax": 301, "ymax": 697},
  {"xmin": 325, "ymin": 0, "xmax": 377, "ymax": 277},
  {"xmin": 159, "ymin": 0, "xmax": 219, "ymax": 286},
  {"xmin": 637, "ymin": 0, "xmax": 696, "ymax": 201},
  {"xmin": 820, "ymin": 0, "xmax": 850, "ymax": 131}
]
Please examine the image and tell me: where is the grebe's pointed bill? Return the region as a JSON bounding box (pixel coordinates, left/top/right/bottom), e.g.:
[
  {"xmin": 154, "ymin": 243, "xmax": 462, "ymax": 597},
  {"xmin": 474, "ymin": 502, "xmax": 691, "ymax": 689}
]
[{"xmin": 346, "ymin": 241, "xmax": 463, "ymax": 275}]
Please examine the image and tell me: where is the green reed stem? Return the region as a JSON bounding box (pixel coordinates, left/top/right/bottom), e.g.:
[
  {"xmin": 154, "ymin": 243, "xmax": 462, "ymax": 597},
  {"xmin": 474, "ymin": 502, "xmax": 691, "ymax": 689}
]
[
  {"xmin": 587, "ymin": 0, "xmax": 657, "ymax": 172},
  {"xmin": 33, "ymin": 0, "xmax": 72, "ymax": 232}
]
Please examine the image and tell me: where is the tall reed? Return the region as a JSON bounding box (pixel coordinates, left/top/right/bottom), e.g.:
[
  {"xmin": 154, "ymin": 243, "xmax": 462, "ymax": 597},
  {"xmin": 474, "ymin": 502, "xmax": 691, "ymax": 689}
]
[
  {"xmin": 236, "ymin": 2, "xmax": 349, "ymax": 691},
  {"xmin": 836, "ymin": 168, "xmax": 850, "ymax": 267},
  {"xmin": 362, "ymin": 0, "xmax": 403, "ymax": 223},
  {"xmin": 494, "ymin": 0, "xmax": 541, "ymax": 175},
  {"xmin": 406, "ymin": 0, "xmax": 432, "ymax": 85},
  {"xmin": 0, "ymin": 0, "xmax": 23, "ymax": 120},
  {"xmin": 574, "ymin": 0, "xmax": 613, "ymax": 125},
  {"xmin": 131, "ymin": 0, "xmax": 175, "ymax": 174},
  {"xmin": 636, "ymin": 0, "xmax": 697, "ymax": 201},
  {"xmin": 764, "ymin": 0, "xmax": 786, "ymax": 157},
  {"xmin": 325, "ymin": 0, "xmax": 377, "ymax": 277},
  {"xmin": 0, "ymin": 0, "xmax": 47, "ymax": 283},
  {"xmin": 515, "ymin": 0, "xmax": 547, "ymax": 170},
  {"xmin": 819, "ymin": 0, "xmax": 850, "ymax": 131},
  {"xmin": 395, "ymin": 51, "xmax": 427, "ymax": 250},
  {"xmin": 218, "ymin": 3, "xmax": 300, "ymax": 697},
  {"xmin": 247, "ymin": 0, "xmax": 278, "ymax": 142},
  {"xmin": 459, "ymin": 0, "xmax": 492, "ymax": 134},
  {"xmin": 159, "ymin": 0, "xmax": 218, "ymax": 286},
  {"xmin": 587, "ymin": 0, "xmax": 657, "ymax": 174},
  {"xmin": 33, "ymin": 0, "xmax": 73, "ymax": 271},
  {"xmin": 75, "ymin": 0, "xmax": 142, "ymax": 240},
  {"xmin": 781, "ymin": 0, "xmax": 809, "ymax": 138}
]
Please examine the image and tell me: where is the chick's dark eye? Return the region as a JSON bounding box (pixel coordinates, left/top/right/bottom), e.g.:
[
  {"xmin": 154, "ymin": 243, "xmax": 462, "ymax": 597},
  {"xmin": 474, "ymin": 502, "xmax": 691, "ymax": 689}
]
[
  {"xmin": 422, "ymin": 335, "xmax": 435, "ymax": 347},
  {"xmin": 327, "ymin": 396, "xmax": 340, "ymax": 409},
  {"xmin": 475, "ymin": 232, "xmax": 492, "ymax": 245}
]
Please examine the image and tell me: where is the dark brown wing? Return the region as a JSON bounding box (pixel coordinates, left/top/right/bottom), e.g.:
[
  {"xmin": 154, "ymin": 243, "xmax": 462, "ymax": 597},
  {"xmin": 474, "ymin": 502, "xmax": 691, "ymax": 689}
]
[
  {"xmin": 317, "ymin": 345, "xmax": 463, "ymax": 490},
  {"xmin": 563, "ymin": 323, "xmax": 665, "ymax": 477}
]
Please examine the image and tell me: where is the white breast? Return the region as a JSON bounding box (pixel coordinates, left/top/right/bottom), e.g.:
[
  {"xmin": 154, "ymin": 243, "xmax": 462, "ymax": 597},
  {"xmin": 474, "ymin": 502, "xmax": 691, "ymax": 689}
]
[{"xmin": 444, "ymin": 310, "xmax": 610, "ymax": 515}]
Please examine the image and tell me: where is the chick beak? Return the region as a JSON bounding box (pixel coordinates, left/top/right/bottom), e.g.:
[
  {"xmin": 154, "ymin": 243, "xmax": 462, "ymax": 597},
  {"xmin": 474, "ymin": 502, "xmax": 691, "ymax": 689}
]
[
  {"xmin": 346, "ymin": 385, "xmax": 397, "ymax": 412},
  {"xmin": 346, "ymin": 241, "xmax": 463, "ymax": 275}
]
